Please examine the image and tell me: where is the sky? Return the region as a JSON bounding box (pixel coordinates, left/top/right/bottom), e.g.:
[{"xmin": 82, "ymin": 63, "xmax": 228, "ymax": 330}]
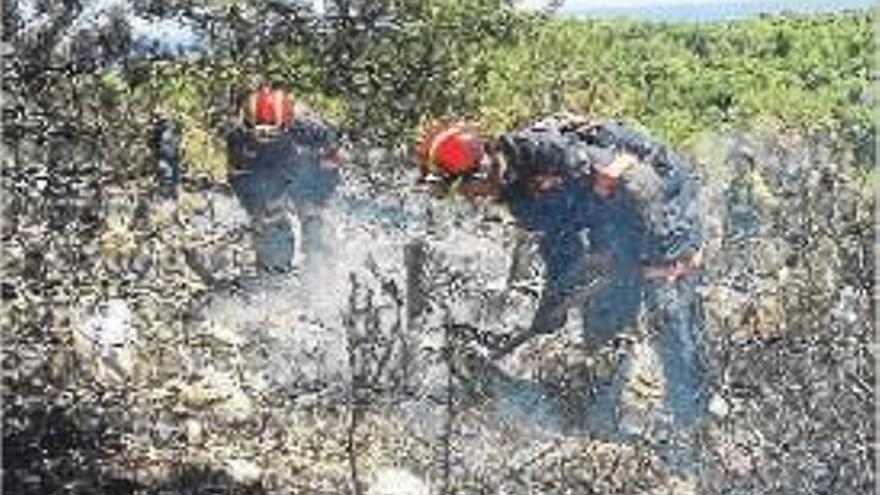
[
  {"xmin": 517, "ymin": 0, "xmax": 874, "ymax": 10},
  {"xmin": 519, "ymin": 0, "xmax": 767, "ymax": 8}
]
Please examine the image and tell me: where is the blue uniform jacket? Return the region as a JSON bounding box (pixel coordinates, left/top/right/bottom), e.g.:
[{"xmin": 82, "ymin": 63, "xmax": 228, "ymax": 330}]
[{"xmin": 500, "ymin": 118, "xmax": 703, "ymax": 268}]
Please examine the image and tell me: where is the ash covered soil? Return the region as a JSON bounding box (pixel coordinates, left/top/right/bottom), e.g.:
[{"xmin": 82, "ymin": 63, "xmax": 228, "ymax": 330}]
[{"xmin": 2, "ymin": 125, "xmax": 875, "ymax": 495}]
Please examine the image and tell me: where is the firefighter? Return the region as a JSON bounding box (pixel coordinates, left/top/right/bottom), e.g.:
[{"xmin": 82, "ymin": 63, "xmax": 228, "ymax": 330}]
[
  {"xmin": 227, "ymin": 84, "xmax": 341, "ymax": 274},
  {"xmin": 415, "ymin": 115, "xmax": 707, "ymax": 463}
]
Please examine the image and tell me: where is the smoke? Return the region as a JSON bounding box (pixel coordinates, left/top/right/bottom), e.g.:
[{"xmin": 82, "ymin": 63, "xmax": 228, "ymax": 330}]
[
  {"xmin": 295, "ymin": 164, "xmax": 429, "ymax": 324},
  {"xmin": 197, "ymin": 159, "xmax": 429, "ymax": 398}
]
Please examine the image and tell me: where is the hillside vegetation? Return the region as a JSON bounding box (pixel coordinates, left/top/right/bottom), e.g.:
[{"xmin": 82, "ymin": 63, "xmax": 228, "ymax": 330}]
[
  {"xmin": 105, "ymin": 5, "xmax": 875, "ymax": 178},
  {"xmin": 473, "ymin": 12, "xmax": 873, "ymax": 148}
]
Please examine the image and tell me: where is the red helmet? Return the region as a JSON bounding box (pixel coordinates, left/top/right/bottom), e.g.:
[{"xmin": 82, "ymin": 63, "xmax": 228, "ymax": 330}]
[
  {"xmin": 242, "ymin": 86, "xmax": 294, "ymax": 130},
  {"xmin": 416, "ymin": 121, "xmax": 485, "ymax": 177}
]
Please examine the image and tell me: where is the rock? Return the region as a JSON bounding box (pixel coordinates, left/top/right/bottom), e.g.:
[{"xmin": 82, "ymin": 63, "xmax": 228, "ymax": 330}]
[
  {"xmin": 708, "ymin": 393, "xmax": 730, "ymax": 419},
  {"xmin": 73, "ymin": 299, "xmax": 138, "ymax": 383},
  {"xmin": 185, "ymin": 419, "xmax": 203, "ymax": 445},
  {"xmin": 225, "ymin": 458, "xmax": 262, "ymax": 484},
  {"xmin": 368, "ymin": 468, "xmax": 431, "ymax": 495}
]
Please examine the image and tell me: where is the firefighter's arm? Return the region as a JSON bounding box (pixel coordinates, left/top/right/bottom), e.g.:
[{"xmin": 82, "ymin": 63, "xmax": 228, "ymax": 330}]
[
  {"xmin": 595, "ymin": 149, "xmax": 704, "ymax": 270},
  {"xmin": 592, "ymin": 151, "xmax": 667, "ymax": 245}
]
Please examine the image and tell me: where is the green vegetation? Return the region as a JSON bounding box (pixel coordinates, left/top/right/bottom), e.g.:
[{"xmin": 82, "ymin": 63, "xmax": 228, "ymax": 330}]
[
  {"xmin": 467, "ymin": 11, "xmax": 873, "ymax": 152},
  {"xmin": 110, "ymin": 4, "xmax": 874, "ymax": 175}
]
